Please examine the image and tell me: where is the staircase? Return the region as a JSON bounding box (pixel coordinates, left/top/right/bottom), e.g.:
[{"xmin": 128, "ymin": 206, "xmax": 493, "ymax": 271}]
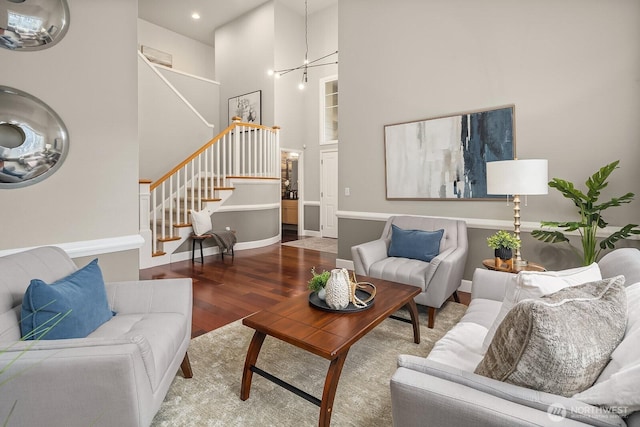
[{"xmin": 139, "ymin": 119, "xmax": 280, "ymax": 268}]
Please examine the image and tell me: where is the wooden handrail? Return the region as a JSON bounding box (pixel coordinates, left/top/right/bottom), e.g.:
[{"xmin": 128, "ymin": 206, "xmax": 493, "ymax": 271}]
[{"xmin": 150, "ymin": 120, "xmax": 277, "ymax": 191}]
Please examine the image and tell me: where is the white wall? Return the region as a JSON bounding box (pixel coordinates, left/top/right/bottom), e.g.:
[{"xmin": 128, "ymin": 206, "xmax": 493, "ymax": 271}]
[
  {"xmin": 156, "ymin": 67, "xmax": 220, "ymax": 127},
  {"xmin": 0, "ymin": 0, "xmax": 140, "ymax": 278},
  {"xmin": 138, "ymin": 18, "xmax": 215, "ymax": 80},
  {"xmin": 301, "ymin": 3, "xmax": 338, "ymax": 202},
  {"xmin": 138, "ymin": 56, "xmax": 216, "ymax": 181},
  {"xmin": 339, "ymin": 0, "xmax": 640, "ymax": 227},
  {"xmin": 215, "ymin": 2, "xmax": 275, "ymax": 127},
  {"xmin": 274, "ymin": 1, "xmax": 305, "ymax": 151},
  {"xmin": 214, "ymin": 1, "xmax": 338, "ymax": 234}
]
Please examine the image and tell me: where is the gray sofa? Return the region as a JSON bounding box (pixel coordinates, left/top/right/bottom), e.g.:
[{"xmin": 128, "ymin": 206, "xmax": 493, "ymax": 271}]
[
  {"xmin": 390, "ymin": 248, "xmax": 640, "ymax": 426},
  {"xmin": 0, "ymin": 246, "xmax": 193, "ymax": 427},
  {"xmin": 351, "ymin": 215, "xmax": 468, "ymax": 328}
]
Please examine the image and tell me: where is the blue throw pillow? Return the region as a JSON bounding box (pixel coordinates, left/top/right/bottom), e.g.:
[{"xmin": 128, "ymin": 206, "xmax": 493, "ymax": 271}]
[
  {"xmin": 388, "ymin": 225, "xmax": 444, "ymax": 262},
  {"xmin": 21, "ymin": 258, "xmax": 114, "ymax": 340}
]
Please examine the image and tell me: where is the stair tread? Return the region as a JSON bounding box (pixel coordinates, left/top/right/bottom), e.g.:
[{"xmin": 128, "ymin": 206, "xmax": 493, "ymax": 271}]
[{"xmin": 158, "ymin": 236, "xmax": 181, "ymax": 242}]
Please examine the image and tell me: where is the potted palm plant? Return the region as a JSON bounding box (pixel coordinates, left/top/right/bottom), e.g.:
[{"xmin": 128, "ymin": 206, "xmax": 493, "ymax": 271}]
[{"xmin": 531, "ymin": 160, "xmax": 640, "ymax": 265}]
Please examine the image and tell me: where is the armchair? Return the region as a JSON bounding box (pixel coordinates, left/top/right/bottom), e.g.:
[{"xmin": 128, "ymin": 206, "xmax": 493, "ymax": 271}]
[
  {"xmin": 0, "ymin": 246, "xmax": 193, "ymax": 427},
  {"xmin": 351, "ymin": 215, "xmax": 468, "ymax": 328}
]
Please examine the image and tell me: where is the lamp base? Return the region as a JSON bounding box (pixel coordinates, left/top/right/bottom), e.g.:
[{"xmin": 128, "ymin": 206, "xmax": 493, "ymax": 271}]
[
  {"xmin": 514, "ymin": 259, "xmax": 529, "ymax": 267},
  {"xmin": 513, "ymin": 258, "xmax": 529, "ymax": 272}
]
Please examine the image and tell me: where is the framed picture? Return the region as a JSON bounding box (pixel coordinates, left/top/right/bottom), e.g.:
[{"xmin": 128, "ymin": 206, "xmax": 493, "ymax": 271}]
[
  {"xmin": 384, "ymin": 105, "xmax": 515, "ymax": 200},
  {"xmin": 140, "ymin": 45, "xmax": 172, "ymax": 68},
  {"xmin": 228, "ymin": 90, "xmax": 261, "ymax": 125}
]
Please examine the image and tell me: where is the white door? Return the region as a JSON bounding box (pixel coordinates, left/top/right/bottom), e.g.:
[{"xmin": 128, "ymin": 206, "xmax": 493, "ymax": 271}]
[{"xmin": 320, "ymin": 150, "xmax": 338, "ymax": 238}]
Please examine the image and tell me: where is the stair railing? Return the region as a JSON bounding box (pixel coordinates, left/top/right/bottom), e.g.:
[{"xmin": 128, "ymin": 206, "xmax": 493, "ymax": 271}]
[{"xmin": 144, "ymin": 118, "xmax": 280, "ymax": 256}]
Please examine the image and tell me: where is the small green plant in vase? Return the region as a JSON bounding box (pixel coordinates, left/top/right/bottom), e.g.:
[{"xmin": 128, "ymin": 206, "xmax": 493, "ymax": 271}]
[
  {"xmin": 487, "ymin": 230, "xmax": 521, "ymax": 261},
  {"xmin": 308, "ymin": 267, "xmax": 330, "ymax": 300}
]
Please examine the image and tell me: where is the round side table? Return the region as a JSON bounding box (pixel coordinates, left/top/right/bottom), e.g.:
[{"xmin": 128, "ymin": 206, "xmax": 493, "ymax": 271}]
[{"xmin": 482, "ymin": 259, "xmax": 546, "ymax": 273}]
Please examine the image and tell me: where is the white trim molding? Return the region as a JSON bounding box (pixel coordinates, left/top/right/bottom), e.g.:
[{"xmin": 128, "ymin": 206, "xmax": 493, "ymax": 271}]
[
  {"xmin": 0, "ymin": 234, "xmax": 145, "ymax": 259},
  {"xmin": 336, "ymin": 210, "xmax": 639, "ymax": 239},
  {"xmin": 216, "ymin": 203, "xmax": 280, "ymax": 213},
  {"xmin": 152, "ymin": 63, "xmax": 221, "ymax": 85}
]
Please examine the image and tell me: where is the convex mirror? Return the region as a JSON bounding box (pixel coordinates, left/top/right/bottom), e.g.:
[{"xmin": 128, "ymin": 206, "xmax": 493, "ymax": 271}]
[
  {"xmin": 0, "ymin": 0, "xmax": 70, "ymax": 51},
  {"xmin": 0, "ymin": 86, "xmax": 69, "ymax": 188}
]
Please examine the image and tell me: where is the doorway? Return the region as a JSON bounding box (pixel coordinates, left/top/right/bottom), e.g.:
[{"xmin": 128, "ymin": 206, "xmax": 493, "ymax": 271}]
[
  {"xmin": 281, "ymin": 149, "xmax": 303, "ymax": 241},
  {"xmin": 320, "ymin": 149, "xmax": 338, "ymax": 238}
]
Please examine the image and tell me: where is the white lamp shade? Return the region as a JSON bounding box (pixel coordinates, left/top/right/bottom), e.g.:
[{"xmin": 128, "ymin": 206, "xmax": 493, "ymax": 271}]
[{"xmin": 486, "ymin": 159, "xmax": 548, "ymax": 195}]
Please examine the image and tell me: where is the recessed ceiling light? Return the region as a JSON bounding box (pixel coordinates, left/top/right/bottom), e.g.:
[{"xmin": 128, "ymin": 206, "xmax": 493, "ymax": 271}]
[{"xmin": 191, "ymin": 12, "xmax": 201, "ymax": 20}]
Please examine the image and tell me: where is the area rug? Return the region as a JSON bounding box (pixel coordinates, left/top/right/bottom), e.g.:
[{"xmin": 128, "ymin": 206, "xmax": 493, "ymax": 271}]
[
  {"xmin": 282, "ymin": 237, "xmax": 337, "ymax": 254},
  {"xmin": 151, "ymin": 302, "xmax": 466, "ymax": 427}
]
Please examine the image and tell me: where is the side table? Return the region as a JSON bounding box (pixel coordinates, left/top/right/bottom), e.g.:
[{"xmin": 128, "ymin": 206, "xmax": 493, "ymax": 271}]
[{"xmin": 482, "ymin": 258, "xmax": 546, "ymax": 273}]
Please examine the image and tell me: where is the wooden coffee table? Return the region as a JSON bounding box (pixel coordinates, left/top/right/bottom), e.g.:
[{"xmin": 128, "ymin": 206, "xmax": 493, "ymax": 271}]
[{"xmin": 240, "ymin": 277, "xmax": 421, "ymax": 427}]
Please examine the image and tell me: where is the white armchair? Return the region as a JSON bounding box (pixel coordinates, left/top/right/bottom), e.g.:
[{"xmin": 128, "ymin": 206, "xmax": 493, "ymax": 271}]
[
  {"xmin": 351, "ymin": 215, "xmax": 468, "ymax": 328},
  {"xmin": 0, "ymin": 246, "xmax": 193, "ymax": 427}
]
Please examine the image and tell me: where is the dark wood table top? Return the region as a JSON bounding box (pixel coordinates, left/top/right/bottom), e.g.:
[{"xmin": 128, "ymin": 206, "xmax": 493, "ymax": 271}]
[{"xmin": 242, "ymin": 277, "xmax": 421, "ymax": 360}]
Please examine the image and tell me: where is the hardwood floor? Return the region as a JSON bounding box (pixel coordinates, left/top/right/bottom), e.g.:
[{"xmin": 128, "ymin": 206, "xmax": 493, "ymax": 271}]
[{"xmin": 139, "ymin": 241, "xmax": 470, "ymax": 338}]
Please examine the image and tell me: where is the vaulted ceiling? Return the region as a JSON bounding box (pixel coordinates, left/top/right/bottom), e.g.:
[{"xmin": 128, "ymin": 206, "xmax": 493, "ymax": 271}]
[{"xmin": 138, "ymin": 0, "xmax": 338, "ymax": 46}]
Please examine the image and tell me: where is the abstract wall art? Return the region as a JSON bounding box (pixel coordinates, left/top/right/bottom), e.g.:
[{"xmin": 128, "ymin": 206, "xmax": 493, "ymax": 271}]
[{"xmin": 384, "ymin": 105, "xmax": 515, "ymax": 200}]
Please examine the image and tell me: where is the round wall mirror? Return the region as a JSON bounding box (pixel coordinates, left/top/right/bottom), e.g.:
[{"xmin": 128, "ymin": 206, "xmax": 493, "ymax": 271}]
[
  {"xmin": 0, "ymin": 0, "xmax": 70, "ymax": 51},
  {"xmin": 0, "ymin": 86, "xmax": 69, "ymax": 188}
]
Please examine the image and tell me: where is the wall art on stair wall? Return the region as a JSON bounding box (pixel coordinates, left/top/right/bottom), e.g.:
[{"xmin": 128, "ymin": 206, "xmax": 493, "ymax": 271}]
[
  {"xmin": 228, "ymin": 90, "xmax": 261, "ymax": 125},
  {"xmin": 384, "ymin": 105, "xmax": 515, "ymax": 200}
]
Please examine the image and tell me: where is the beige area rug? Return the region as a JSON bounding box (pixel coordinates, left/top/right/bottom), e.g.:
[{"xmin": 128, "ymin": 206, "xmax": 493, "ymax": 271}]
[
  {"xmin": 281, "ymin": 237, "xmax": 337, "ymax": 254},
  {"xmin": 151, "ymin": 302, "xmax": 467, "ymax": 427}
]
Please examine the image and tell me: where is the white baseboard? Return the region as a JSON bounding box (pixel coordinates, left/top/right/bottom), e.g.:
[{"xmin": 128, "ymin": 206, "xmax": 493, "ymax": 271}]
[
  {"xmin": 336, "ymin": 258, "xmax": 354, "ymax": 270},
  {"xmin": 459, "ymin": 279, "xmax": 472, "ymax": 294},
  {"xmin": 169, "ymin": 235, "xmax": 282, "ymax": 263}
]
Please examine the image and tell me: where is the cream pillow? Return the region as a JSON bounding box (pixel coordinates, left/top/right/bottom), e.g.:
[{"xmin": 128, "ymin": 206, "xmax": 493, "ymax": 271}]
[
  {"xmin": 190, "ymin": 209, "xmax": 212, "ymax": 235},
  {"xmin": 573, "ymin": 282, "xmax": 640, "ymax": 416},
  {"xmin": 482, "ymin": 263, "xmax": 602, "ymax": 351}
]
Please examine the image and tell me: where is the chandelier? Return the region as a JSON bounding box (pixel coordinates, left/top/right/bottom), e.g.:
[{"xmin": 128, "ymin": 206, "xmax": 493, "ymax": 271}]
[{"xmin": 267, "ymin": 0, "xmax": 338, "ymax": 89}]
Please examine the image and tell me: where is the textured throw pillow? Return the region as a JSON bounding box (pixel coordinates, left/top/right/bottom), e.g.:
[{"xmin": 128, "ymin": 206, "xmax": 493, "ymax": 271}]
[
  {"xmin": 482, "ymin": 263, "xmax": 602, "ymax": 351},
  {"xmin": 574, "ymin": 282, "xmax": 640, "ymax": 416},
  {"xmin": 388, "ymin": 225, "xmax": 444, "ymax": 262},
  {"xmin": 475, "ymin": 276, "xmax": 627, "ymax": 397},
  {"xmin": 191, "ymin": 209, "xmax": 212, "ymax": 235},
  {"xmin": 21, "ymin": 259, "xmax": 114, "ymax": 340}
]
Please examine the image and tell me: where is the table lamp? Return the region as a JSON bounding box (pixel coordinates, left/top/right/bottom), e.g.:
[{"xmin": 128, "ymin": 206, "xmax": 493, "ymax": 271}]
[{"xmin": 486, "ymin": 159, "xmax": 548, "ymax": 265}]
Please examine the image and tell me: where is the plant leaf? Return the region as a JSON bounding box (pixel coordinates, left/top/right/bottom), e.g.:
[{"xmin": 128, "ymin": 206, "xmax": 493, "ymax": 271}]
[
  {"xmin": 531, "ymin": 229, "xmax": 570, "ymax": 244},
  {"xmin": 592, "ymin": 192, "xmax": 635, "ymax": 212},
  {"xmin": 540, "ymin": 221, "xmax": 584, "ymax": 232},
  {"xmin": 598, "ymin": 224, "xmax": 640, "ymax": 250},
  {"xmin": 586, "ymin": 160, "xmax": 619, "ymax": 201},
  {"xmin": 548, "ymin": 179, "xmax": 588, "ymax": 206}
]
